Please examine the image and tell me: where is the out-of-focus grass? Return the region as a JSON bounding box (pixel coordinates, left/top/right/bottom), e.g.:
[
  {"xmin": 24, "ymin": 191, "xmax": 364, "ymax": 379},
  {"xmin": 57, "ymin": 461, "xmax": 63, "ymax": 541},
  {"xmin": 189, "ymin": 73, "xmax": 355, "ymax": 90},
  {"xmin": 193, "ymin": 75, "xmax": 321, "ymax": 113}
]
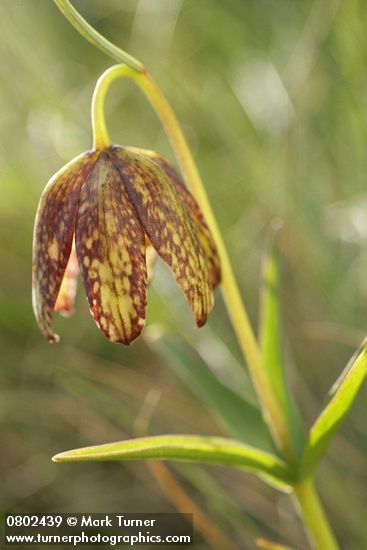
[{"xmin": 1, "ymin": 0, "xmax": 367, "ymax": 548}]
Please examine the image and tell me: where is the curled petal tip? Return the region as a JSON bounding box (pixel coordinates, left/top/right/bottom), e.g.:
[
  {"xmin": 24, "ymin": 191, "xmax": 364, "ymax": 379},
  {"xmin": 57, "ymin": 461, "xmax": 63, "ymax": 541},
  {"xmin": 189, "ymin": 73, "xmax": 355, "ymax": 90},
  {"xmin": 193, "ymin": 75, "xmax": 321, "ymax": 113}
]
[
  {"xmin": 197, "ymin": 293, "xmax": 213, "ymax": 328},
  {"xmin": 56, "ymin": 309, "xmax": 75, "ymax": 319},
  {"xmin": 109, "ymin": 330, "xmax": 143, "ymax": 346},
  {"xmin": 48, "ymin": 333, "xmax": 60, "ymax": 344},
  {"xmin": 196, "ymin": 317, "xmax": 207, "ymax": 328}
]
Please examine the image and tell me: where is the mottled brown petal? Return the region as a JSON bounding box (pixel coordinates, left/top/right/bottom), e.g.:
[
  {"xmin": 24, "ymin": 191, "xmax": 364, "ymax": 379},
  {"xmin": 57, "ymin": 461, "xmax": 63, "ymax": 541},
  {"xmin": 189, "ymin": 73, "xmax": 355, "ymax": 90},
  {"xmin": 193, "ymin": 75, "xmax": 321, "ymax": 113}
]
[
  {"xmin": 32, "ymin": 151, "xmax": 97, "ymax": 342},
  {"xmin": 126, "ymin": 147, "xmax": 221, "ymax": 289},
  {"xmin": 54, "ymin": 240, "xmax": 79, "ymax": 317},
  {"xmin": 75, "ymin": 153, "xmax": 147, "ymax": 344},
  {"xmin": 110, "ymin": 146, "xmax": 212, "ymax": 327}
]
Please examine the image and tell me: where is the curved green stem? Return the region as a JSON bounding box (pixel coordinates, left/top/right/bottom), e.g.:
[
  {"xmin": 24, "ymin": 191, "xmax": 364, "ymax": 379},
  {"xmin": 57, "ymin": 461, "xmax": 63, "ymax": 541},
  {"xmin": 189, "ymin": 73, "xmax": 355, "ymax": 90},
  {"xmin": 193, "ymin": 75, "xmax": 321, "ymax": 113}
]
[
  {"xmin": 92, "ymin": 65, "xmax": 138, "ymax": 149},
  {"xmin": 54, "ymin": 0, "xmax": 143, "ymax": 72},
  {"xmin": 293, "ymin": 480, "xmax": 339, "ymax": 550}
]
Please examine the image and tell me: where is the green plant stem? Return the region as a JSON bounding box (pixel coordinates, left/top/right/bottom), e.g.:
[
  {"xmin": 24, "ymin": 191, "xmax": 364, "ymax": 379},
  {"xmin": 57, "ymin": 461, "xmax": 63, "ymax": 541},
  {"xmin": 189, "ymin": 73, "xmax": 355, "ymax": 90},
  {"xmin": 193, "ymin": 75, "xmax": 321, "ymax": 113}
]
[
  {"xmin": 293, "ymin": 480, "xmax": 339, "ymax": 550},
  {"xmin": 54, "ymin": 3, "xmax": 340, "ymax": 548},
  {"xmin": 91, "ymin": 65, "xmax": 124, "ymax": 149},
  {"xmin": 54, "ymin": 0, "xmax": 143, "ymax": 72}
]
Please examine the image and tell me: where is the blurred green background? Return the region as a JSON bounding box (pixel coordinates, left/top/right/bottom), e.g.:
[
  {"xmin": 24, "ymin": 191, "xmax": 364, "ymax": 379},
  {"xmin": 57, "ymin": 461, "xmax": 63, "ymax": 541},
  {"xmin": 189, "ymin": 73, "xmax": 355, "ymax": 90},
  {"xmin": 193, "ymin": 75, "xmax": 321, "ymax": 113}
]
[{"xmin": 1, "ymin": 1, "xmax": 367, "ymax": 548}]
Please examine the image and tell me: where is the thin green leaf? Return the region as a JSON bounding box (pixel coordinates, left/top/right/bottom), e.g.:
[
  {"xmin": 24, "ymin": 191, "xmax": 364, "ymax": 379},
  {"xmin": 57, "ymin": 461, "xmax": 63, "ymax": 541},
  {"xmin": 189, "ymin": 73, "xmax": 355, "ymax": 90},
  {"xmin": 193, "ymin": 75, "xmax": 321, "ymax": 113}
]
[
  {"xmin": 152, "ymin": 334, "xmax": 274, "ymax": 451},
  {"xmin": 300, "ymin": 340, "xmax": 367, "ymax": 478},
  {"xmin": 259, "ymin": 242, "xmax": 304, "ymax": 454},
  {"xmin": 52, "ymin": 434, "xmax": 293, "ymax": 484}
]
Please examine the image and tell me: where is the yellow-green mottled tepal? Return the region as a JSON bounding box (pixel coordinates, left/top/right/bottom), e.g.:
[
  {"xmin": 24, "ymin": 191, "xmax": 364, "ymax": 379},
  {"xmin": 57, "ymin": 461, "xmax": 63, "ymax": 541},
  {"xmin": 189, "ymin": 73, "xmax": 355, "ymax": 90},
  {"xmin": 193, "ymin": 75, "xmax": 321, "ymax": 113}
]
[{"xmin": 32, "ymin": 145, "xmax": 221, "ymax": 345}]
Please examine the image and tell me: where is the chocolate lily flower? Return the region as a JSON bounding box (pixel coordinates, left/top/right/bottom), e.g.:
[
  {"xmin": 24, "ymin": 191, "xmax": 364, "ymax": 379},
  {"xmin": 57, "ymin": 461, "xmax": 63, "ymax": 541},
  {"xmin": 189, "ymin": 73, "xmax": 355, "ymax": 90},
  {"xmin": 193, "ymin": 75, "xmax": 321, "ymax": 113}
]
[{"xmin": 32, "ymin": 145, "xmax": 220, "ymax": 344}]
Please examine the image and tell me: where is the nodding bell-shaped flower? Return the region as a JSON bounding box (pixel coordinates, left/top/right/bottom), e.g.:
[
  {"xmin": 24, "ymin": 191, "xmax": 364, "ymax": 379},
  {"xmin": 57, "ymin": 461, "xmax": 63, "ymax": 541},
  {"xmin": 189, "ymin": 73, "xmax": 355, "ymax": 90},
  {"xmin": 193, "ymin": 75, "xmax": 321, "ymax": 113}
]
[{"xmin": 32, "ymin": 145, "xmax": 220, "ymax": 344}]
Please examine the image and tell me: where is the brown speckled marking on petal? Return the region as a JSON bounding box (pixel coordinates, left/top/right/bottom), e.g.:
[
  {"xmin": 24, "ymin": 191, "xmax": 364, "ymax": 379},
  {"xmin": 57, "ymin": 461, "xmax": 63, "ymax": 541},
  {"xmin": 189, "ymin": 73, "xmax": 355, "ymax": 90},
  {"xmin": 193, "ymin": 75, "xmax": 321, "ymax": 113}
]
[
  {"xmin": 32, "ymin": 151, "xmax": 98, "ymax": 342},
  {"xmin": 54, "ymin": 240, "xmax": 79, "ymax": 317},
  {"xmin": 110, "ymin": 146, "xmax": 212, "ymax": 327},
  {"xmin": 127, "ymin": 148, "xmax": 221, "ymax": 290},
  {"xmin": 75, "ymin": 154, "xmax": 147, "ymax": 344}
]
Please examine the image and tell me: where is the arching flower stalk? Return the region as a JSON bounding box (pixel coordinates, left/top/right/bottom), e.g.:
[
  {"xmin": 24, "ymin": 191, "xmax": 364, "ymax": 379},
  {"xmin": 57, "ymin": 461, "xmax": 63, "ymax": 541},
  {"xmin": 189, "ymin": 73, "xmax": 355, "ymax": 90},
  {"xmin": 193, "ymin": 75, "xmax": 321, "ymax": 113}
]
[{"xmin": 32, "ymin": 143, "xmax": 220, "ymax": 344}]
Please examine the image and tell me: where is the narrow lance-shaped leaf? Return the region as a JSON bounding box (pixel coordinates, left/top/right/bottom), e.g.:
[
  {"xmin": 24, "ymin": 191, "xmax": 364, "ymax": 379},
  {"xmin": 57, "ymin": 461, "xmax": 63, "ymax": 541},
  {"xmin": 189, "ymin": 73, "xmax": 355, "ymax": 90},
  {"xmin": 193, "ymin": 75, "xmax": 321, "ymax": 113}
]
[
  {"xmin": 52, "ymin": 434, "xmax": 293, "ymax": 485},
  {"xmin": 300, "ymin": 340, "xmax": 367, "ymax": 479},
  {"xmin": 153, "ymin": 333, "xmax": 274, "ymax": 451},
  {"xmin": 259, "ymin": 242, "xmax": 304, "ymax": 454}
]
